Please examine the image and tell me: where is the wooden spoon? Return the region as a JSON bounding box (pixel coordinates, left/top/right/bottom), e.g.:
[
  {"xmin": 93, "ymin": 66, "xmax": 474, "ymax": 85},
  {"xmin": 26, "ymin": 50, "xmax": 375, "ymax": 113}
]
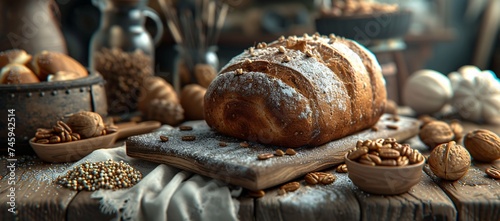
[{"xmin": 30, "ymin": 121, "xmax": 161, "ymax": 163}]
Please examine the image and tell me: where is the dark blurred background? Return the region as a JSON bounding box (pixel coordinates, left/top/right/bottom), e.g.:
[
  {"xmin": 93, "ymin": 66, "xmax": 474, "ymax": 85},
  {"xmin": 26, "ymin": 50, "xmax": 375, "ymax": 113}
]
[{"xmin": 53, "ymin": 0, "xmax": 499, "ymax": 102}]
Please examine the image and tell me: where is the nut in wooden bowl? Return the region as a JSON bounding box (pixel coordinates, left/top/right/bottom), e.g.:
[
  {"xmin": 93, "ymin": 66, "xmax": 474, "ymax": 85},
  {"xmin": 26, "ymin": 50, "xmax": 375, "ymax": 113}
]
[
  {"xmin": 463, "ymin": 129, "xmax": 500, "ymax": 162},
  {"xmin": 344, "ymin": 138, "xmax": 425, "ymax": 195},
  {"xmin": 428, "ymin": 141, "xmax": 471, "ymax": 181}
]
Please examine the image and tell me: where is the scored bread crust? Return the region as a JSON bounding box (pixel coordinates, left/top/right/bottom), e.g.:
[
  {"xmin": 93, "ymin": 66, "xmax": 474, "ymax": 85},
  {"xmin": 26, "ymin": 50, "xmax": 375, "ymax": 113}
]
[{"xmin": 204, "ymin": 34, "xmax": 386, "ymax": 147}]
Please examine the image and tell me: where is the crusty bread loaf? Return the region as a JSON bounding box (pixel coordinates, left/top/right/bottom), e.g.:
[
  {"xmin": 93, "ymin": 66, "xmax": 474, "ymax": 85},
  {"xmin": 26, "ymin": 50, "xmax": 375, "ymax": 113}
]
[{"xmin": 204, "ymin": 34, "xmax": 386, "ymax": 147}]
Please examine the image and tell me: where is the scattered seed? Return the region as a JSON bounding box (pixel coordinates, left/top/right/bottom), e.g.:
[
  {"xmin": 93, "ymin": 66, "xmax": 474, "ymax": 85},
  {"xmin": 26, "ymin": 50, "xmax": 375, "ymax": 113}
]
[
  {"xmin": 258, "ymin": 153, "xmax": 274, "ymax": 160},
  {"xmin": 275, "ymin": 149, "xmax": 285, "ymax": 156},
  {"xmin": 159, "ymin": 135, "xmax": 169, "ymax": 142},
  {"xmin": 181, "ymin": 135, "xmax": 196, "ymax": 141},
  {"xmin": 179, "ymin": 125, "xmax": 193, "ymax": 131},
  {"xmin": 248, "ymin": 190, "xmax": 265, "ymax": 198},
  {"xmin": 240, "ymin": 141, "xmax": 249, "ymax": 148},
  {"xmin": 285, "ymin": 148, "xmax": 296, "ymax": 155},
  {"xmin": 386, "ymin": 124, "xmax": 399, "ymax": 130}
]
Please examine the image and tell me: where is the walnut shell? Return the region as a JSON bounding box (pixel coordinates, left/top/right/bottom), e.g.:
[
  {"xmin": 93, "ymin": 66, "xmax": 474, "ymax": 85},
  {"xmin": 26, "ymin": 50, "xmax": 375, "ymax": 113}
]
[
  {"xmin": 66, "ymin": 111, "xmax": 105, "ymax": 139},
  {"xmin": 463, "ymin": 129, "xmax": 500, "ymax": 162},
  {"xmin": 428, "ymin": 141, "xmax": 471, "ymax": 180},
  {"xmin": 418, "ymin": 121, "xmax": 454, "ymax": 149}
]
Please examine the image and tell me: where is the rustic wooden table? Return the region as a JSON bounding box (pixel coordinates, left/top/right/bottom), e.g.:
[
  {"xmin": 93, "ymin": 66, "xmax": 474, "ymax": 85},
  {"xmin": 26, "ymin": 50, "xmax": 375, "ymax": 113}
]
[{"xmin": 1, "ymin": 119, "xmax": 499, "ymax": 221}]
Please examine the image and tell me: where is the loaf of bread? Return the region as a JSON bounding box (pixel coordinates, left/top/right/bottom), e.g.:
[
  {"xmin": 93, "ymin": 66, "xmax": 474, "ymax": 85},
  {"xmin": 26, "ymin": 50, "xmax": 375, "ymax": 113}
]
[{"xmin": 204, "ymin": 34, "xmax": 386, "ymax": 147}]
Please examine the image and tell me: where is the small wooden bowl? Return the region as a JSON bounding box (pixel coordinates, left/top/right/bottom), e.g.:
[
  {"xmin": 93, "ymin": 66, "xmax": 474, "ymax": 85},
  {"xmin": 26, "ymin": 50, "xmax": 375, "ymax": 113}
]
[
  {"xmin": 344, "ymin": 153, "xmax": 424, "ymax": 195},
  {"xmin": 29, "ymin": 121, "xmax": 161, "ymax": 163}
]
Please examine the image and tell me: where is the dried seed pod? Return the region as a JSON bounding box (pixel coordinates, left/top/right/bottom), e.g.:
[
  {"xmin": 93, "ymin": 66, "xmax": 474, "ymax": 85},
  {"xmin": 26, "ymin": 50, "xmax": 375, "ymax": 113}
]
[
  {"xmin": 428, "ymin": 141, "xmax": 471, "ymax": 180},
  {"xmin": 66, "ymin": 111, "xmax": 105, "ymax": 139}
]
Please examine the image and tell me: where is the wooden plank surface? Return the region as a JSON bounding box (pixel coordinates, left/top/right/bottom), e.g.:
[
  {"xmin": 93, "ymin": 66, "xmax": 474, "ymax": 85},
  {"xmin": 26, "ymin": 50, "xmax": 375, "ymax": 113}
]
[
  {"xmin": 126, "ymin": 114, "xmax": 420, "ymax": 191},
  {"xmin": 254, "ymin": 171, "xmax": 361, "ymax": 221},
  {"xmin": 423, "ymin": 160, "xmax": 500, "ymax": 221},
  {"xmin": 0, "ymin": 157, "xmax": 76, "ymax": 221},
  {"xmin": 1, "ymin": 116, "xmax": 499, "ymax": 220}
]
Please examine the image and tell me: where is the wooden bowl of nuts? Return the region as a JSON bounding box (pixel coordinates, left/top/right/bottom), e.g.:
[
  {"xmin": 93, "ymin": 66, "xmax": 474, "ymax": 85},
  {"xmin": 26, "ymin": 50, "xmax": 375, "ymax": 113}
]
[{"xmin": 344, "ymin": 138, "xmax": 425, "ymax": 195}]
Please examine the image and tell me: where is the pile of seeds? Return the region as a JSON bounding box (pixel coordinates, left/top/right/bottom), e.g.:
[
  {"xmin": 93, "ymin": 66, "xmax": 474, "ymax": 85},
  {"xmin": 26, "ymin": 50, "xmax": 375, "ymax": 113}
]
[
  {"xmin": 56, "ymin": 159, "xmax": 142, "ymax": 191},
  {"xmin": 347, "ymin": 138, "xmax": 425, "ymax": 166}
]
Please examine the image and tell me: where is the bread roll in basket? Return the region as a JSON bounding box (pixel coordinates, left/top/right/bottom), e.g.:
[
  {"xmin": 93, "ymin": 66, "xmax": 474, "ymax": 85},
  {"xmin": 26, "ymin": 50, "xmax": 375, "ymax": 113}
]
[{"xmin": 204, "ymin": 34, "xmax": 386, "ymax": 147}]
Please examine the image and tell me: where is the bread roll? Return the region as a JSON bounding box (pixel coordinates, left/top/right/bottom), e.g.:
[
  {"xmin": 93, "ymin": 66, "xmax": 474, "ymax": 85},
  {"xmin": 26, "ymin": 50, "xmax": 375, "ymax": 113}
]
[
  {"xmin": 204, "ymin": 34, "xmax": 386, "ymax": 147},
  {"xmin": 138, "ymin": 76, "xmax": 185, "ymax": 125},
  {"xmin": 0, "ymin": 63, "xmax": 40, "ymax": 84},
  {"xmin": 31, "ymin": 51, "xmax": 88, "ymax": 81},
  {"xmin": 0, "ymin": 49, "xmax": 32, "ymax": 69},
  {"xmin": 181, "ymin": 84, "xmax": 206, "ymax": 120}
]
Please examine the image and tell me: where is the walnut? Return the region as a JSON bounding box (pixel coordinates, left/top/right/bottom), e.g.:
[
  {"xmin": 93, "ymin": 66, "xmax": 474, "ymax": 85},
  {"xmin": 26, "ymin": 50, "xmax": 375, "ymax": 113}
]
[
  {"xmin": 428, "ymin": 141, "xmax": 471, "ymax": 180},
  {"xmin": 463, "ymin": 129, "xmax": 500, "ymax": 162},
  {"xmin": 418, "ymin": 121, "xmax": 454, "ymax": 149},
  {"xmin": 66, "ymin": 111, "xmax": 105, "ymax": 139},
  {"xmin": 449, "ymin": 120, "xmax": 463, "ymax": 140}
]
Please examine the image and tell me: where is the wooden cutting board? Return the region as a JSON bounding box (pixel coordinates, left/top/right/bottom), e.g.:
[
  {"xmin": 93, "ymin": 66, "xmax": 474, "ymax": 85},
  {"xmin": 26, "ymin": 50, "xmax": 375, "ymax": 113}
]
[{"xmin": 126, "ymin": 114, "xmax": 420, "ymax": 190}]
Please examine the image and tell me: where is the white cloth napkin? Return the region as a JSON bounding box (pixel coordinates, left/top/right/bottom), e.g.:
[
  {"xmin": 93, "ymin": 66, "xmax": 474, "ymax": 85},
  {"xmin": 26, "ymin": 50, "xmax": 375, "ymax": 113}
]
[{"xmin": 66, "ymin": 126, "xmax": 242, "ymax": 221}]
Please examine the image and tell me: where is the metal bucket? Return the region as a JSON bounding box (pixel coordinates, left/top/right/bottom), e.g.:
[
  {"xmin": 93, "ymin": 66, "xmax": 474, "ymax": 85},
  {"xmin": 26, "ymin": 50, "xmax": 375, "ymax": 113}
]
[{"xmin": 0, "ymin": 72, "xmax": 108, "ymax": 155}]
